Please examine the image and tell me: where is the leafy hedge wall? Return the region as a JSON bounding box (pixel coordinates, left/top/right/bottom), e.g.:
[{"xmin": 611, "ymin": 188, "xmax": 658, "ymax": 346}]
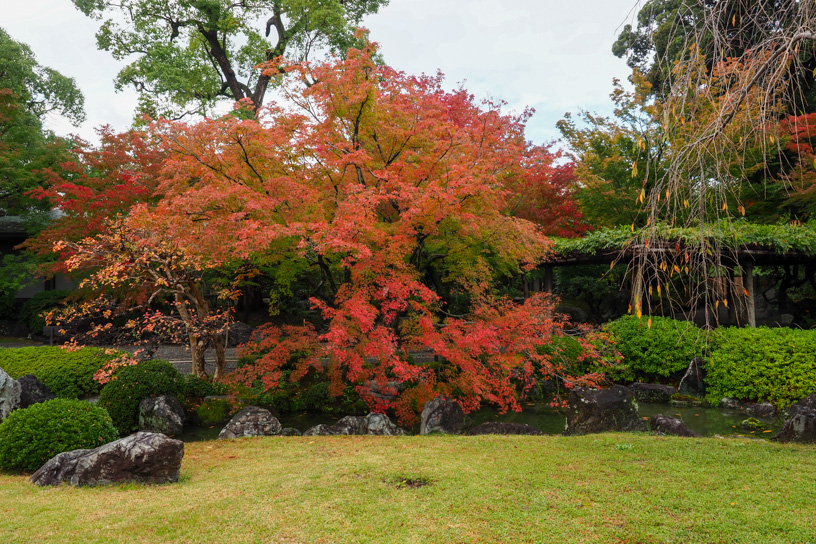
[
  {"xmin": 0, "ymin": 346, "xmax": 123, "ymax": 398},
  {"xmin": 706, "ymin": 327, "xmax": 816, "ymax": 408},
  {"xmin": 603, "ymin": 315, "xmax": 704, "ymax": 382}
]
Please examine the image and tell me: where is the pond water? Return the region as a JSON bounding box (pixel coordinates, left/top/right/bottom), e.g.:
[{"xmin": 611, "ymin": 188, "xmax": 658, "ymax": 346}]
[{"xmin": 177, "ymin": 401, "xmax": 783, "ymax": 442}]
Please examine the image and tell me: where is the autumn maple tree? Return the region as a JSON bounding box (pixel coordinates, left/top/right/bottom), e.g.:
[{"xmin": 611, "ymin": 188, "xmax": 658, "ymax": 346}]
[{"xmin": 50, "ymin": 43, "xmax": 602, "ymax": 416}]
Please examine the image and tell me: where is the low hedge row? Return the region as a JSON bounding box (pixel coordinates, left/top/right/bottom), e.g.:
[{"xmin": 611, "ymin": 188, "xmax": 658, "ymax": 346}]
[
  {"xmin": 706, "ymin": 327, "xmax": 816, "ymax": 408},
  {"xmin": 0, "ymin": 346, "xmax": 123, "ymax": 399}
]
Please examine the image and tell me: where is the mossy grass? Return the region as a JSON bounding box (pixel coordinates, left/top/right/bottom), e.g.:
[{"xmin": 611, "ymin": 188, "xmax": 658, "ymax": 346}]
[{"xmin": 1, "ymin": 434, "xmax": 814, "ymax": 543}]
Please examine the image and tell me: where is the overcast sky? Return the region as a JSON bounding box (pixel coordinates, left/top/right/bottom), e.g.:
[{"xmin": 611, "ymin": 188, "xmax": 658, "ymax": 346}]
[{"xmin": 4, "ymin": 0, "xmax": 639, "ymax": 146}]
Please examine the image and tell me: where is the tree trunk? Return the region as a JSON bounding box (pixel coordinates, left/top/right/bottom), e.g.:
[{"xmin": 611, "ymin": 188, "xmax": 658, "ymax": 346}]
[{"xmin": 213, "ymin": 335, "xmax": 227, "ymax": 383}]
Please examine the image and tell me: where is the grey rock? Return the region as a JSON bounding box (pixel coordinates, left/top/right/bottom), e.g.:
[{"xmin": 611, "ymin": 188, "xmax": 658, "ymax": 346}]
[
  {"xmin": 719, "ymin": 397, "xmax": 739, "ymax": 409},
  {"xmin": 743, "ymin": 402, "xmax": 776, "ymax": 418},
  {"xmin": 218, "ymin": 406, "xmax": 282, "ymax": 439},
  {"xmin": 30, "ymin": 432, "xmax": 184, "ymax": 487},
  {"xmin": 0, "ymin": 367, "xmax": 20, "ymax": 421},
  {"xmin": 225, "ymin": 322, "xmax": 255, "ymax": 347},
  {"xmin": 772, "ymin": 407, "xmax": 816, "ymax": 444},
  {"xmin": 364, "ymin": 413, "xmax": 406, "ymax": 435},
  {"xmin": 280, "ymin": 427, "xmax": 302, "ymax": 436},
  {"xmin": 678, "ymin": 357, "xmax": 706, "ymax": 397},
  {"xmin": 563, "ymin": 385, "xmax": 647, "ymax": 436},
  {"xmin": 17, "ymin": 374, "xmax": 56, "ymax": 409},
  {"xmin": 468, "ymin": 422, "xmax": 544, "ymax": 436},
  {"xmin": 139, "ymin": 395, "xmax": 185, "ymax": 436},
  {"xmin": 779, "ymin": 314, "xmax": 795, "ymax": 326},
  {"xmin": 787, "ymin": 394, "xmax": 816, "ymax": 418},
  {"xmin": 629, "ymin": 383, "xmax": 676, "ymax": 404},
  {"xmin": 420, "ymin": 396, "xmax": 465, "ymax": 435},
  {"xmin": 303, "ymin": 413, "xmax": 406, "ymax": 436},
  {"xmin": 649, "ymin": 414, "xmax": 701, "ymax": 437}
]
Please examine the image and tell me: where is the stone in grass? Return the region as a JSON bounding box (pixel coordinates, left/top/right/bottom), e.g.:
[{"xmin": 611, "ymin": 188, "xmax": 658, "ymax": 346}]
[
  {"xmin": 0, "ymin": 367, "xmax": 21, "ymax": 421},
  {"xmin": 629, "ymin": 383, "xmax": 676, "ymax": 404},
  {"xmin": 17, "ymin": 374, "xmax": 56, "ymax": 409},
  {"xmin": 420, "ymin": 396, "xmax": 466, "ymax": 435},
  {"xmin": 563, "ymin": 385, "xmax": 647, "ymax": 436},
  {"xmin": 139, "ymin": 395, "xmax": 185, "ymax": 436},
  {"xmin": 30, "ymin": 432, "xmax": 184, "ymax": 487},
  {"xmin": 772, "ymin": 407, "xmax": 816, "ymax": 444},
  {"xmin": 303, "ymin": 413, "xmax": 406, "ymax": 436},
  {"xmin": 649, "ymin": 414, "xmax": 701, "ymax": 438},
  {"xmin": 468, "ymin": 422, "xmax": 544, "ymax": 436},
  {"xmin": 218, "ymin": 406, "xmax": 282, "ymax": 439},
  {"xmin": 280, "ymin": 427, "xmax": 302, "ymax": 436}
]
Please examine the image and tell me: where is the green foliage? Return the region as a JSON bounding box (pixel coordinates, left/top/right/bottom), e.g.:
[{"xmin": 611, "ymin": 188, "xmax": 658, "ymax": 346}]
[
  {"xmin": 194, "ymin": 398, "xmax": 236, "ymax": 426},
  {"xmin": 0, "ymin": 346, "xmax": 122, "ymax": 398},
  {"xmin": 603, "ymin": 315, "xmax": 703, "ymax": 382},
  {"xmin": 98, "ymin": 359, "xmax": 185, "ymax": 435},
  {"xmin": 554, "ymin": 221, "xmax": 816, "ymax": 258},
  {"xmin": 0, "ymin": 399, "xmax": 118, "ymax": 473},
  {"xmin": 72, "ymin": 0, "xmax": 387, "ymax": 118},
  {"xmin": 706, "ymin": 327, "xmax": 816, "ymax": 408},
  {"xmin": 182, "ymin": 374, "xmax": 227, "ymax": 400},
  {"xmin": 18, "ymin": 289, "xmax": 71, "ymax": 333}
]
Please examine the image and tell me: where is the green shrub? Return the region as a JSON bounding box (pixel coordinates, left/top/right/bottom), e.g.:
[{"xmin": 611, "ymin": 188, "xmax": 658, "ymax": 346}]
[
  {"xmin": 182, "ymin": 374, "xmax": 227, "ymax": 400},
  {"xmin": 706, "ymin": 327, "xmax": 816, "ymax": 408},
  {"xmin": 98, "ymin": 360, "xmax": 185, "ymax": 435},
  {"xmin": 0, "ymin": 399, "xmax": 118, "ymax": 473},
  {"xmin": 603, "ymin": 315, "xmax": 704, "ymax": 382},
  {"xmin": 0, "ymin": 346, "xmax": 123, "ymax": 398},
  {"xmin": 18, "ymin": 290, "xmax": 71, "ymax": 333},
  {"xmin": 194, "ymin": 398, "xmax": 237, "ymax": 426}
]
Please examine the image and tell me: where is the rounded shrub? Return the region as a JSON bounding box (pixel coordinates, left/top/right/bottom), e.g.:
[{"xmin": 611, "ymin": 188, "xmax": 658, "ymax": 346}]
[
  {"xmin": 0, "ymin": 399, "xmax": 118, "ymax": 473},
  {"xmin": 98, "ymin": 359, "xmax": 185, "ymax": 435},
  {"xmin": 603, "ymin": 315, "xmax": 704, "ymax": 382},
  {"xmin": 706, "ymin": 326, "xmax": 816, "ymax": 408},
  {"xmin": 0, "ymin": 346, "xmax": 124, "ymax": 398},
  {"xmin": 182, "ymin": 374, "xmax": 227, "ymax": 400}
]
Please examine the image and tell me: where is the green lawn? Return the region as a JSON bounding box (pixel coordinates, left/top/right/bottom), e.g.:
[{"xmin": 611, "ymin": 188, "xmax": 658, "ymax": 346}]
[{"xmin": 1, "ymin": 434, "xmax": 814, "ymax": 543}]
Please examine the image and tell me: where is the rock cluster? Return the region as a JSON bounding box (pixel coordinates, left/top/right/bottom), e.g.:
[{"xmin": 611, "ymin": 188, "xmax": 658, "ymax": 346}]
[{"xmin": 303, "ymin": 413, "xmax": 406, "ymax": 436}]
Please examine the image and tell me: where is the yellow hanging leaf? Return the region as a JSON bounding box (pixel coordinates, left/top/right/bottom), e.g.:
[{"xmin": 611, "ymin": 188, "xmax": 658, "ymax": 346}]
[
  {"xmin": 639, "ymin": 188, "xmax": 645, "ymax": 203},
  {"xmin": 722, "ymin": 202, "xmax": 728, "ymax": 211},
  {"xmin": 724, "ymin": 299, "xmax": 728, "ymax": 308},
  {"xmin": 684, "ymin": 199, "xmax": 689, "ymax": 208},
  {"xmin": 632, "ymin": 161, "xmax": 638, "ymax": 178},
  {"xmin": 657, "ymin": 284, "xmax": 661, "ymax": 297},
  {"xmin": 666, "ymin": 189, "xmax": 670, "ymax": 200},
  {"xmin": 685, "ymin": 266, "xmax": 689, "ymax": 273},
  {"xmin": 647, "ymin": 317, "xmax": 652, "ymax": 329},
  {"xmin": 732, "ymin": 14, "xmax": 736, "ymax": 25},
  {"xmin": 715, "ymin": 300, "xmax": 720, "ymax": 310},
  {"xmin": 636, "ymin": 308, "xmax": 642, "ymax": 319},
  {"xmin": 674, "ymin": 265, "xmax": 681, "ymax": 273},
  {"xmin": 610, "ymin": 261, "xmax": 615, "ymax": 270},
  {"xmin": 649, "ymin": 285, "xmax": 653, "ymax": 296},
  {"xmin": 743, "ymin": 288, "xmax": 749, "ymax": 296},
  {"xmin": 646, "ymin": 217, "xmax": 651, "ymax": 226},
  {"xmin": 770, "ymin": 135, "xmax": 775, "ymax": 144},
  {"xmin": 631, "ymin": 222, "xmax": 635, "ymax": 232}
]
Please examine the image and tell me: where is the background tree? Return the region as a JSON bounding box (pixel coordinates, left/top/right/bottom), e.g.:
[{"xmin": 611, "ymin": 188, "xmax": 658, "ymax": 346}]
[
  {"xmin": 0, "ymin": 28, "xmax": 84, "ymax": 218},
  {"xmin": 72, "ymin": 0, "xmax": 389, "ymax": 118}
]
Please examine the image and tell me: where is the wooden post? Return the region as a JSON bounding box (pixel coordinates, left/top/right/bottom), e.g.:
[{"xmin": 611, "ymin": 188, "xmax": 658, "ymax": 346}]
[
  {"xmin": 744, "ymin": 261, "xmax": 756, "ymax": 327},
  {"xmin": 543, "ymin": 265, "xmax": 554, "ymax": 293}
]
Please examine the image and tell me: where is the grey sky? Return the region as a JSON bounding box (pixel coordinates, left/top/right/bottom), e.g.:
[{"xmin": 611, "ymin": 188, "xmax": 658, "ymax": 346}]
[{"xmin": 3, "ymin": 0, "xmax": 638, "ymax": 145}]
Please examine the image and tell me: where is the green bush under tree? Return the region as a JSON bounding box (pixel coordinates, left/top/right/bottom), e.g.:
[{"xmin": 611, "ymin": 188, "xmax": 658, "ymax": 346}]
[
  {"xmin": 0, "ymin": 346, "xmax": 123, "ymax": 398},
  {"xmin": 0, "ymin": 399, "xmax": 118, "ymax": 473},
  {"xmin": 98, "ymin": 359, "xmax": 185, "ymax": 435},
  {"xmin": 18, "ymin": 290, "xmax": 71, "ymax": 333}
]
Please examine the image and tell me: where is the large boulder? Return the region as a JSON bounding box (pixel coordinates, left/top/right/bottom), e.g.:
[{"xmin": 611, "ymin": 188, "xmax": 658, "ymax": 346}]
[
  {"xmin": 468, "ymin": 422, "xmax": 544, "ymax": 436},
  {"xmin": 787, "ymin": 394, "xmax": 816, "ymax": 418},
  {"xmin": 17, "ymin": 374, "xmax": 56, "ymax": 409},
  {"xmin": 678, "ymin": 357, "xmax": 706, "ymax": 397},
  {"xmin": 218, "ymin": 406, "xmax": 281, "ymax": 439},
  {"xmin": 772, "ymin": 407, "xmax": 816, "ymax": 444},
  {"xmin": 649, "ymin": 414, "xmax": 701, "ymax": 437},
  {"xmin": 303, "ymin": 413, "xmax": 406, "ymax": 436},
  {"xmin": 629, "ymin": 383, "xmax": 676, "ymax": 404},
  {"xmin": 139, "ymin": 395, "xmax": 185, "ymax": 436},
  {"xmin": 563, "ymin": 385, "xmax": 647, "ymax": 436},
  {"xmin": 420, "ymin": 396, "xmax": 466, "ymax": 435},
  {"xmin": 0, "ymin": 367, "xmax": 20, "ymax": 421},
  {"xmin": 30, "ymin": 432, "xmax": 184, "ymax": 487},
  {"xmin": 225, "ymin": 322, "xmax": 255, "ymax": 347}
]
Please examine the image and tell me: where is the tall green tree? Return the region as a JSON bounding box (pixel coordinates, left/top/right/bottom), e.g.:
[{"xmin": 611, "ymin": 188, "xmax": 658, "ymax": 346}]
[
  {"xmin": 0, "ymin": 28, "xmax": 84, "ymax": 218},
  {"xmin": 72, "ymin": 0, "xmax": 389, "ymax": 118}
]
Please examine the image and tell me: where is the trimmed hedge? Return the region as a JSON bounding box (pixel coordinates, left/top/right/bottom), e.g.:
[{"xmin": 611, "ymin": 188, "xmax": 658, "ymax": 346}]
[
  {"xmin": 0, "ymin": 399, "xmax": 118, "ymax": 473},
  {"xmin": 98, "ymin": 360, "xmax": 185, "ymax": 435},
  {"xmin": 0, "ymin": 346, "xmax": 123, "ymax": 399},
  {"xmin": 706, "ymin": 327, "xmax": 816, "ymax": 408},
  {"xmin": 603, "ymin": 315, "xmax": 704, "ymax": 382}
]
